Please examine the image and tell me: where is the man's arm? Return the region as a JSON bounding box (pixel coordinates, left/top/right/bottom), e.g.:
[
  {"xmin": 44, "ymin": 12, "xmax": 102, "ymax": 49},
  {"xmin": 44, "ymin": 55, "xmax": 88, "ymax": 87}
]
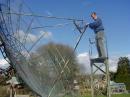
[{"xmin": 89, "ymin": 18, "xmax": 102, "ymax": 29}]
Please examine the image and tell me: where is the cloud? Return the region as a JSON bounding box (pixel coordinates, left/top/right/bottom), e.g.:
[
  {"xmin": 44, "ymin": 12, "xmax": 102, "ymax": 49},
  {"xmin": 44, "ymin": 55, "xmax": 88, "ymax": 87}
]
[
  {"xmin": 14, "ymin": 30, "xmax": 52, "ymax": 44},
  {"xmin": 77, "ymin": 52, "xmax": 125, "ymax": 74},
  {"xmin": 0, "ymin": 59, "xmax": 9, "ymax": 69},
  {"xmin": 39, "ymin": 31, "xmax": 52, "ymax": 39},
  {"xmin": 126, "ymin": 54, "xmax": 130, "ymax": 59},
  {"xmin": 109, "ymin": 54, "xmax": 130, "ymax": 72},
  {"xmin": 27, "ymin": 33, "xmax": 37, "ymax": 42},
  {"xmin": 109, "ymin": 56, "xmax": 118, "ymax": 72},
  {"xmin": 21, "ymin": 50, "xmax": 30, "ymax": 58},
  {"xmin": 77, "ymin": 52, "xmax": 90, "ymax": 74},
  {"xmin": 15, "ymin": 30, "xmax": 37, "ymax": 43}
]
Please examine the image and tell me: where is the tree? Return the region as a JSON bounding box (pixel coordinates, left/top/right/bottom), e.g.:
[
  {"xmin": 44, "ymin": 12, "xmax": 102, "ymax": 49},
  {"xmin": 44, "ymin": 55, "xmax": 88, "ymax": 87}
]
[
  {"xmin": 114, "ymin": 57, "xmax": 130, "ymax": 90},
  {"xmin": 110, "ymin": 71, "xmax": 116, "ymax": 81},
  {"xmin": 29, "ymin": 42, "xmax": 80, "ymax": 92}
]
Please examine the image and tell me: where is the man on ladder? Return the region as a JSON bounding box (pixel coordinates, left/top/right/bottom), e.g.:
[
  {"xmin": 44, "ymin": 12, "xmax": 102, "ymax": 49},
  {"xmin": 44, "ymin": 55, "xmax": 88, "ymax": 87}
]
[
  {"xmin": 74, "ymin": 12, "xmax": 111, "ymax": 97},
  {"xmin": 74, "ymin": 12, "xmax": 107, "ymax": 58},
  {"xmin": 86, "ymin": 12, "xmax": 110, "ymax": 97},
  {"xmin": 88, "ymin": 12, "xmax": 107, "ymax": 58}
]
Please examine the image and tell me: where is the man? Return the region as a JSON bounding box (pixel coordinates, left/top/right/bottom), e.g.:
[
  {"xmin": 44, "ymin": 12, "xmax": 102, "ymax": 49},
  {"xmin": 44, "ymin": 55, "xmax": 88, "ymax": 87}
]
[
  {"xmin": 74, "ymin": 12, "xmax": 107, "ymax": 58},
  {"xmin": 88, "ymin": 12, "xmax": 107, "ymax": 58}
]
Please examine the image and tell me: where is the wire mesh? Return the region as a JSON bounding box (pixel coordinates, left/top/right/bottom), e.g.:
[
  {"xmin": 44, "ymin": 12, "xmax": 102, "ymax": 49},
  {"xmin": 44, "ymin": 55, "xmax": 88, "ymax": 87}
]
[{"xmin": 0, "ymin": 0, "xmax": 85, "ymax": 97}]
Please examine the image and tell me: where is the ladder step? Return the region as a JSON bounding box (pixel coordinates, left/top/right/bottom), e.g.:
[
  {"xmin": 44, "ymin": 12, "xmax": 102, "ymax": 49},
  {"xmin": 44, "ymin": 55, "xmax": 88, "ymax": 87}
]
[{"xmin": 91, "ymin": 57, "xmax": 107, "ymax": 63}]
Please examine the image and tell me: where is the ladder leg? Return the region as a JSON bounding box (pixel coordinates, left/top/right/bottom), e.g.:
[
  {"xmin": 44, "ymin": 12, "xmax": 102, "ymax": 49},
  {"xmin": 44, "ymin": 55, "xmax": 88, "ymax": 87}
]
[
  {"xmin": 90, "ymin": 62, "xmax": 94, "ymax": 97},
  {"xmin": 105, "ymin": 59, "xmax": 111, "ymax": 97}
]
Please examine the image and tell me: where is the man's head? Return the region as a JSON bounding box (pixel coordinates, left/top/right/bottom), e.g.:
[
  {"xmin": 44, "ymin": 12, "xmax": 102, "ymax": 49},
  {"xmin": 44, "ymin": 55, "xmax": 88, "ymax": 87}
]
[{"xmin": 91, "ymin": 12, "xmax": 97, "ymax": 20}]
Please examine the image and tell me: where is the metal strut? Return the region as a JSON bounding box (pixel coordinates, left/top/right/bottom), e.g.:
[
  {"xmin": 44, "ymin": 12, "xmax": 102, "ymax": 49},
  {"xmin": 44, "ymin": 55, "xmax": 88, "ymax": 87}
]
[{"xmin": 89, "ymin": 38, "xmax": 111, "ymax": 97}]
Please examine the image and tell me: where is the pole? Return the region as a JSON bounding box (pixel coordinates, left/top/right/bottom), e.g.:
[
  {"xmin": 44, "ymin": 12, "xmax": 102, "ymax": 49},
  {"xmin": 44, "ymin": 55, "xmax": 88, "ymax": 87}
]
[
  {"xmin": 105, "ymin": 59, "xmax": 111, "ymax": 97},
  {"xmin": 90, "ymin": 61, "xmax": 94, "ymax": 97}
]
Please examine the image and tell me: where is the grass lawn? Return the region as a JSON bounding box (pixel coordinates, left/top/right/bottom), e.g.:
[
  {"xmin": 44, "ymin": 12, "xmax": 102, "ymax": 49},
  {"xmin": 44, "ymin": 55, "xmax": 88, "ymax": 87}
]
[
  {"xmin": 0, "ymin": 94, "xmax": 130, "ymax": 97},
  {"xmin": 112, "ymin": 94, "xmax": 130, "ymax": 97},
  {"xmin": 84, "ymin": 94, "xmax": 130, "ymax": 97},
  {"xmin": 64, "ymin": 94, "xmax": 130, "ymax": 97}
]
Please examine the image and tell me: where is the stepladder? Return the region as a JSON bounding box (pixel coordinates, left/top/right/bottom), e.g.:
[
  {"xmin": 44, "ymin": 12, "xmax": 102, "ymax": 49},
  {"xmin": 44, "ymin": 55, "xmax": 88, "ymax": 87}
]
[{"xmin": 89, "ymin": 38, "xmax": 111, "ymax": 97}]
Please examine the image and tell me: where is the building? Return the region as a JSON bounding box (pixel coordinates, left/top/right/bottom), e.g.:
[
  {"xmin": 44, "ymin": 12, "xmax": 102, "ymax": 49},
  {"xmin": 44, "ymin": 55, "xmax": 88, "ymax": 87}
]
[{"xmin": 110, "ymin": 81, "xmax": 127, "ymax": 94}]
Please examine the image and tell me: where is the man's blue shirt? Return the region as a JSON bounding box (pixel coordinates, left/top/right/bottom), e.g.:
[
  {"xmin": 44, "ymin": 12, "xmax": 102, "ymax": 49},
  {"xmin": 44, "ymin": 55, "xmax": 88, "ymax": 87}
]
[{"xmin": 89, "ymin": 17, "xmax": 104, "ymax": 33}]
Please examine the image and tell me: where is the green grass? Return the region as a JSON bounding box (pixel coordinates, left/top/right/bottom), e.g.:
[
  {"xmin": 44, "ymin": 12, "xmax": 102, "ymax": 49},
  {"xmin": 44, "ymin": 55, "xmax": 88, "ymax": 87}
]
[
  {"xmin": 64, "ymin": 94, "xmax": 130, "ymax": 97},
  {"xmin": 84, "ymin": 94, "xmax": 130, "ymax": 97},
  {"xmin": 112, "ymin": 94, "xmax": 130, "ymax": 97},
  {"xmin": 0, "ymin": 94, "xmax": 130, "ymax": 97}
]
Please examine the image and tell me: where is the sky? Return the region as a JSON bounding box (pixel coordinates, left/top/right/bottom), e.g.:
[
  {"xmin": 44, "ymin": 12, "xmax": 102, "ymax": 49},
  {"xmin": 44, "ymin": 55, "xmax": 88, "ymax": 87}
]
[
  {"xmin": 0, "ymin": 0, "xmax": 130, "ymax": 73},
  {"xmin": 20, "ymin": 0, "xmax": 130, "ymax": 56}
]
